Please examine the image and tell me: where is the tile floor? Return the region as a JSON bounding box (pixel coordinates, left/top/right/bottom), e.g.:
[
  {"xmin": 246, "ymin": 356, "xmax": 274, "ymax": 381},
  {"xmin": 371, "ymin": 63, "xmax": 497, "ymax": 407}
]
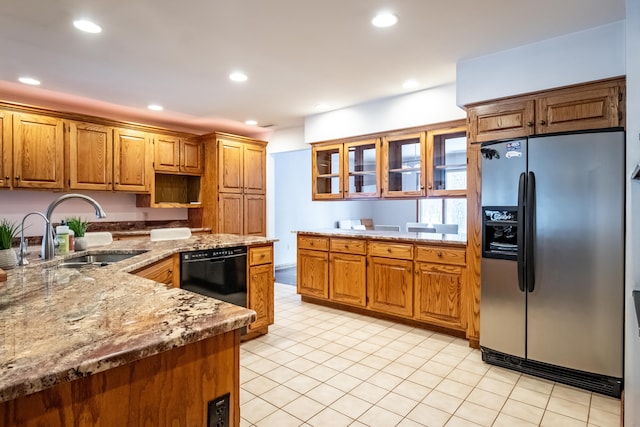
[{"xmin": 240, "ymin": 283, "xmax": 621, "ymax": 427}]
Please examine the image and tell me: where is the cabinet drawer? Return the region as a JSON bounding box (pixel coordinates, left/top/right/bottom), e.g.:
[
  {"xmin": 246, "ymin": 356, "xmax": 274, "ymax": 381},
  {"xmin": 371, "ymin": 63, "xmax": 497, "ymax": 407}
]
[
  {"xmin": 330, "ymin": 238, "xmax": 366, "ymax": 255},
  {"xmin": 368, "ymin": 242, "xmax": 413, "ymax": 260},
  {"xmin": 249, "ymin": 245, "xmax": 273, "ymax": 266},
  {"xmin": 415, "ymin": 246, "xmax": 466, "ymax": 266},
  {"xmin": 298, "ymin": 235, "xmax": 329, "ymax": 251}
]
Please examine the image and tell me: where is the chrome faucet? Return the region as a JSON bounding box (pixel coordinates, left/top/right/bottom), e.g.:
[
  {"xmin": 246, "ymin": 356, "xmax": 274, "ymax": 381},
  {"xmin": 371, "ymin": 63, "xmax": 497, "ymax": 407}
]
[
  {"xmin": 17, "ymin": 211, "xmax": 49, "ymax": 266},
  {"xmin": 41, "ymin": 194, "xmax": 107, "ymax": 260}
]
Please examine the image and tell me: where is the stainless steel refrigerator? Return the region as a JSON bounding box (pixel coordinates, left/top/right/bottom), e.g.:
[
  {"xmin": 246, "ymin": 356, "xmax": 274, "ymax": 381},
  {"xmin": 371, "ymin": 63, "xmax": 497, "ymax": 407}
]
[{"xmin": 480, "ymin": 129, "xmax": 624, "ymax": 397}]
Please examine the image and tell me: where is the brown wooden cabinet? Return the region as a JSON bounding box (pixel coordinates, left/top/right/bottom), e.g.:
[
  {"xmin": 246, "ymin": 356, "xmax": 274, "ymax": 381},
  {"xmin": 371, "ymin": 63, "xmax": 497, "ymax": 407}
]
[
  {"xmin": 297, "ymin": 235, "xmax": 329, "ymax": 298},
  {"xmin": 131, "ymin": 254, "xmax": 180, "ymax": 288},
  {"xmin": 382, "ymin": 132, "xmax": 425, "ymax": 198},
  {"xmin": 68, "ymin": 121, "xmax": 113, "ymax": 191},
  {"xmin": 414, "ymin": 246, "xmax": 466, "ymax": 331},
  {"xmin": 467, "ymin": 78, "xmax": 625, "ymax": 143},
  {"xmin": 329, "ymin": 238, "xmax": 366, "ymax": 307},
  {"xmin": 113, "ymin": 128, "xmax": 152, "ymax": 193},
  {"xmin": 0, "ymin": 110, "xmax": 11, "ymax": 188},
  {"xmin": 217, "ymin": 135, "xmax": 267, "ymax": 236},
  {"xmin": 367, "ymin": 242, "xmax": 414, "ymax": 318},
  {"xmin": 12, "ymin": 112, "xmax": 65, "ymax": 189},
  {"xmin": 154, "ymin": 135, "xmax": 203, "ymax": 175},
  {"xmin": 247, "ymin": 245, "xmax": 274, "ymax": 333}
]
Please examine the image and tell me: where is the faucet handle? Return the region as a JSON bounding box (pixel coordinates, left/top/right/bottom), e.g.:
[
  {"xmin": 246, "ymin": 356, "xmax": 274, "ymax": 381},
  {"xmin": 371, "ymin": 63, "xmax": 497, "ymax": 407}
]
[{"xmin": 17, "ymin": 239, "xmax": 29, "ymax": 266}]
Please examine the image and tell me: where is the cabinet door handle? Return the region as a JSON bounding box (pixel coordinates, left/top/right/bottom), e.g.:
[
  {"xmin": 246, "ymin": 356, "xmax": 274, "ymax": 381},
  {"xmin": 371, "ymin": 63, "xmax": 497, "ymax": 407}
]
[
  {"xmin": 15, "ymin": 176, "xmax": 20, "ymax": 180},
  {"xmin": 526, "ymin": 121, "xmax": 534, "ymax": 127},
  {"xmin": 4, "ymin": 176, "xmax": 8, "ymax": 180},
  {"xmin": 427, "ymin": 184, "xmax": 432, "ymax": 190},
  {"xmin": 539, "ymin": 120, "xmax": 547, "ymax": 125},
  {"xmin": 437, "ymin": 251, "xmax": 443, "ymax": 258}
]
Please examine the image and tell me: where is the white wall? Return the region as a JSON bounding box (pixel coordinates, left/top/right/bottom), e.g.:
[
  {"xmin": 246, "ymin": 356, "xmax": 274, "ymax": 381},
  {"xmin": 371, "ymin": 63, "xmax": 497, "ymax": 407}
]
[
  {"xmin": 0, "ymin": 190, "xmax": 186, "ymax": 237},
  {"xmin": 625, "ymin": 1, "xmax": 640, "ymax": 425},
  {"xmin": 456, "ymin": 20, "xmax": 625, "ymax": 106},
  {"xmin": 304, "ymin": 83, "xmax": 465, "ymax": 143}
]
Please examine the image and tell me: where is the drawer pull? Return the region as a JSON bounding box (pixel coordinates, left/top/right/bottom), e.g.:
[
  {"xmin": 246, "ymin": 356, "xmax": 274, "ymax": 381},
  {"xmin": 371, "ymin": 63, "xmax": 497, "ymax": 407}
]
[
  {"xmin": 387, "ymin": 248, "xmax": 392, "ymax": 253},
  {"xmin": 437, "ymin": 251, "xmax": 443, "ymax": 257}
]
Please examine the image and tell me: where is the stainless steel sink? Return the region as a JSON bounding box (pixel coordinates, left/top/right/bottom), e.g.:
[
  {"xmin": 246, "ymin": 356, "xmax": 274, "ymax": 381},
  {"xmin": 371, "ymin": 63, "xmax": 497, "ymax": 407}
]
[{"xmin": 59, "ymin": 250, "xmax": 148, "ymax": 268}]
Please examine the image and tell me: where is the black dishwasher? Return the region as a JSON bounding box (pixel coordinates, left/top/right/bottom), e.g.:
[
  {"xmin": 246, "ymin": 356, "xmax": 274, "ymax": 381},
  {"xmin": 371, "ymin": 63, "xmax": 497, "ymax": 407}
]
[{"xmin": 180, "ymin": 246, "xmax": 247, "ymax": 307}]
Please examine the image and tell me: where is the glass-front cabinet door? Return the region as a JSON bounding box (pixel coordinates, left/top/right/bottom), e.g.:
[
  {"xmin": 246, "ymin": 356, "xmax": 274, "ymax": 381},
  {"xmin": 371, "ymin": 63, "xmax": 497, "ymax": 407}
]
[
  {"xmin": 344, "ymin": 138, "xmax": 380, "ymax": 198},
  {"xmin": 382, "ymin": 132, "xmax": 426, "ymax": 198},
  {"xmin": 426, "ymin": 126, "xmax": 467, "ymax": 197},
  {"xmin": 312, "ymin": 143, "xmax": 343, "ymax": 199}
]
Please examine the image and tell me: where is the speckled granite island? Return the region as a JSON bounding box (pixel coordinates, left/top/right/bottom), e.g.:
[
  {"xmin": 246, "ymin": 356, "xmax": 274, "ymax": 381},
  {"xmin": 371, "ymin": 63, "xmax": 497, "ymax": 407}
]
[
  {"xmin": 0, "ymin": 233, "xmax": 275, "ymax": 427},
  {"xmin": 295, "ymin": 229, "xmax": 477, "ymax": 346}
]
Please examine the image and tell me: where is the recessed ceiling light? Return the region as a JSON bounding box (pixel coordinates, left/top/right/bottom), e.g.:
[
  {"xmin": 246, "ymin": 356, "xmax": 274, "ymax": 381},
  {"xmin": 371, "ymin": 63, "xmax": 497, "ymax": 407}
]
[
  {"xmin": 229, "ymin": 72, "xmax": 248, "ymax": 82},
  {"xmin": 245, "ymin": 120, "xmax": 258, "ymax": 126},
  {"xmin": 402, "ymin": 79, "xmax": 419, "ymax": 89},
  {"xmin": 316, "ymin": 103, "xmax": 331, "ymax": 110},
  {"xmin": 73, "ymin": 19, "xmax": 102, "ymax": 34},
  {"xmin": 372, "ymin": 12, "xmax": 398, "ymax": 28},
  {"xmin": 18, "ymin": 77, "xmax": 40, "ymax": 86},
  {"xmin": 147, "ymin": 104, "xmax": 163, "ymax": 111}
]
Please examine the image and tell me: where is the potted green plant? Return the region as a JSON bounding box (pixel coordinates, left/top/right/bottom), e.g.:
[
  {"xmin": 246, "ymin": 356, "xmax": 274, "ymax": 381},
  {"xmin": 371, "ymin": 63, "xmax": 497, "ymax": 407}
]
[
  {"xmin": 0, "ymin": 219, "xmax": 19, "ymax": 269},
  {"xmin": 66, "ymin": 217, "xmax": 89, "ymax": 251}
]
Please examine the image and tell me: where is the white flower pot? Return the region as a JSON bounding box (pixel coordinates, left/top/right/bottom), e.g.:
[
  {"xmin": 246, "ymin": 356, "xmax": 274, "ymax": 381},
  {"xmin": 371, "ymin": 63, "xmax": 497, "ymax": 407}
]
[
  {"xmin": 74, "ymin": 237, "xmax": 88, "ymax": 251},
  {"xmin": 0, "ymin": 248, "xmax": 17, "ymax": 270}
]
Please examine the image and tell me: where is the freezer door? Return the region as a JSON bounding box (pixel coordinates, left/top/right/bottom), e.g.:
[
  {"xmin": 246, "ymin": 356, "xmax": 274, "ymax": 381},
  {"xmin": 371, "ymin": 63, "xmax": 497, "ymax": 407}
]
[
  {"xmin": 527, "ymin": 131, "xmax": 624, "ymax": 377},
  {"xmin": 480, "ymin": 139, "xmax": 527, "ymax": 356},
  {"xmin": 480, "ymin": 257, "xmax": 526, "ymax": 357},
  {"xmin": 481, "ymin": 139, "xmax": 526, "ymax": 206}
]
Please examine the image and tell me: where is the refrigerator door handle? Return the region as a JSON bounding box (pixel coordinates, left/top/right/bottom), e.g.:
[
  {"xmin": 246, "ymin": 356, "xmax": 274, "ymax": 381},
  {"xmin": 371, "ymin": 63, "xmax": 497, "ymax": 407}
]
[
  {"xmin": 527, "ymin": 171, "xmax": 536, "ymax": 292},
  {"xmin": 517, "ymin": 172, "xmax": 526, "ymax": 292}
]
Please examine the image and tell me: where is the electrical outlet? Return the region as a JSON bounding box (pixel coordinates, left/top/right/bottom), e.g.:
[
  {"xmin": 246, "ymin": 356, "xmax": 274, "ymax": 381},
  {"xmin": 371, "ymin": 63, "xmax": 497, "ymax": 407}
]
[{"xmin": 208, "ymin": 393, "xmax": 230, "ymax": 427}]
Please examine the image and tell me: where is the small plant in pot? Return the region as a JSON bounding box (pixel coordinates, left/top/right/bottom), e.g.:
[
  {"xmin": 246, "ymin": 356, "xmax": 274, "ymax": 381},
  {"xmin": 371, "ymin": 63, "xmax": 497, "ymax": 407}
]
[
  {"xmin": 66, "ymin": 217, "xmax": 89, "ymax": 251},
  {"xmin": 0, "ymin": 219, "xmax": 19, "ymax": 269}
]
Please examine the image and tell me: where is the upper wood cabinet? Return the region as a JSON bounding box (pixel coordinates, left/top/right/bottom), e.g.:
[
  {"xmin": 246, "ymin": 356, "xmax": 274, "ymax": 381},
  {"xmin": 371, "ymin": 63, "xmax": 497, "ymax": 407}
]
[
  {"xmin": 113, "ymin": 128, "xmax": 152, "ymax": 193},
  {"xmin": 154, "ymin": 135, "xmax": 203, "ymax": 175},
  {"xmin": 381, "ymin": 132, "xmax": 425, "ymax": 198},
  {"xmin": 467, "ymin": 77, "xmax": 625, "ymax": 143},
  {"xmin": 68, "ymin": 121, "xmax": 113, "ymax": 191},
  {"xmin": 12, "ymin": 113, "xmax": 65, "ymax": 189},
  {"xmin": 426, "ymin": 126, "xmax": 467, "ymax": 197},
  {"xmin": 312, "ymin": 143, "xmax": 343, "ymax": 200},
  {"xmin": 0, "ymin": 111, "xmax": 11, "ymax": 188}
]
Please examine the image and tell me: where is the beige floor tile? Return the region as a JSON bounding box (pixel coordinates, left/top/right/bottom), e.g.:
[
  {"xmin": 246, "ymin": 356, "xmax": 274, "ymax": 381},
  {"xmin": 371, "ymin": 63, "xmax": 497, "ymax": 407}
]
[
  {"xmin": 341, "ymin": 348, "xmax": 370, "ymax": 363},
  {"xmin": 492, "ymin": 413, "xmax": 538, "ymax": 427},
  {"xmin": 321, "ymin": 342, "xmax": 349, "ymax": 355},
  {"xmin": 366, "ymin": 334, "xmax": 395, "ymax": 347},
  {"xmin": 242, "ymin": 376, "xmax": 279, "ymax": 396},
  {"xmin": 396, "ymin": 352, "xmax": 430, "ymax": 368},
  {"xmin": 475, "ymin": 376, "xmax": 515, "ymax": 397},
  {"xmin": 240, "ymin": 367, "xmax": 260, "ymax": 384},
  {"xmin": 331, "ymin": 393, "xmax": 373, "ymax": 419},
  {"xmin": 435, "ymin": 378, "xmax": 473, "ymax": 399},
  {"xmin": 242, "ymin": 396, "xmax": 279, "ymax": 424},
  {"xmin": 541, "ymin": 410, "xmax": 588, "ymax": 427},
  {"xmin": 422, "ymin": 389, "xmax": 463, "ymax": 414},
  {"xmin": 263, "ymin": 365, "xmax": 299, "ymax": 384},
  {"xmin": 303, "ymin": 336, "xmax": 331, "ymax": 349},
  {"xmin": 239, "ymin": 417, "xmax": 252, "ymax": 427},
  {"xmin": 366, "ymin": 371, "xmax": 405, "ymax": 390},
  {"xmin": 590, "ymin": 394, "xmax": 621, "ymax": 415},
  {"xmin": 255, "ymin": 409, "xmax": 304, "ymax": 427},
  {"xmin": 259, "ymin": 384, "xmax": 301, "ymax": 408},
  {"xmin": 360, "ymin": 354, "xmax": 393, "ymax": 370},
  {"xmin": 407, "ymin": 369, "xmax": 445, "ymax": 389},
  {"xmin": 375, "ymin": 391, "xmax": 420, "ymax": 417},
  {"xmin": 358, "ymin": 405, "xmax": 404, "ymax": 426},
  {"xmin": 588, "ymin": 407, "xmax": 621, "ymax": 427},
  {"xmin": 552, "ymin": 383, "xmax": 592, "ymax": 406},
  {"xmin": 334, "ymin": 335, "xmax": 362, "ymax": 348},
  {"xmin": 266, "ymin": 349, "xmax": 298, "ymax": 365},
  {"xmin": 420, "ymin": 360, "xmax": 455, "ymax": 377},
  {"xmin": 302, "ymin": 348, "xmax": 334, "ymax": 364},
  {"xmin": 284, "ymin": 342, "xmax": 316, "ymax": 357},
  {"xmin": 484, "ymin": 365, "xmax": 521, "ymax": 385},
  {"xmin": 286, "ymin": 356, "xmax": 318, "ymax": 373},
  {"xmin": 343, "ymin": 363, "xmax": 378, "ymax": 381},
  {"xmin": 516, "ymin": 374, "xmax": 554, "ymax": 395},
  {"xmin": 282, "ymin": 395, "xmax": 326, "ymax": 421},
  {"xmin": 381, "ymin": 361, "xmax": 417, "ymax": 379},
  {"xmin": 509, "ymin": 385, "xmax": 550, "ymax": 409},
  {"xmin": 501, "ymin": 398, "xmax": 544, "ymax": 424},
  {"xmin": 306, "ymin": 407, "xmax": 354, "ymax": 427},
  {"xmin": 304, "ymin": 364, "xmax": 340, "ymax": 382},
  {"xmin": 406, "ymin": 402, "xmax": 451, "ymax": 427},
  {"xmin": 305, "ymin": 383, "xmax": 345, "ymax": 406},
  {"xmin": 444, "ymin": 367, "xmax": 482, "ymax": 387},
  {"xmin": 376, "ymin": 346, "xmax": 405, "ymax": 361},
  {"xmin": 240, "ymin": 388, "xmax": 256, "ymax": 405},
  {"xmin": 324, "ymin": 372, "xmax": 363, "ymax": 393},
  {"xmin": 322, "ymin": 355, "xmax": 355, "ymax": 372},
  {"xmin": 454, "ymin": 401, "xmax": 498, "ymax": 427},
  {"xmin": 349, "ymin": 380, "xmax": 389, "ymax": 403},
  {"xmin": 547, "ymin": 395, "xmax": 589, "ymax": 422},
  {"xmin": 444, "ymin": 416, "xmax": 483, "ymax": 427},
  {"xmin": 397, "ymin": 418, "xmax": 428, "ymax": 427},
  {"xmin": 393, "ymin": 379, "xmax": 432, "ymax": 401},
  {"xmin": 464, "ymin": 388, "xmax": 507, "ymax": 412},
  {"xmin": 431, "ymin": 352, "xmax": 465, "ymax": 368},
  {"xmin": 283, "ymin": 374, "xmax": 322, "ymax": 394},
  {"xmin": 349, "ymin": 421, "xmax": 369, "ymax": 427},
  {"xmin": 456, "ymin": 359, "xmax": 490, "ymax": 376}
]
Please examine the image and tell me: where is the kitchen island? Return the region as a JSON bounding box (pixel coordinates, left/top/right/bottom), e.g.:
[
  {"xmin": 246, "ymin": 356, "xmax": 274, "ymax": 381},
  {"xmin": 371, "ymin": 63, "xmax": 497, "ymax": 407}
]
[
  {"xmin": 296, "ymin": 229, "xmax": 475, "ymax": 345},
  {"xmin": 0, "ymin": 233, "xmax": 275, "ymax": 427}
]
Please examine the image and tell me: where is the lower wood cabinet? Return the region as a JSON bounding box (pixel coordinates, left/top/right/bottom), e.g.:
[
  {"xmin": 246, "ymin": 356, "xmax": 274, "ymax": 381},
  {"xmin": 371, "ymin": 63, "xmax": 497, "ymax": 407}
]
[
  {"xmin": 330, "ymin": 252, "xmax": 366, "ymax": 307},
  {"xmin": 131, "ymin": 254, "xmax": 180, "ymax": 288},
  {"xmin": 414, "ymin": 262, "xmax": 465, "ymax": 330},
  {"xmin": 297, "ymin": 249, "xmax": 329, "ymax": 298},
  {"xmin": 367, "ymin": 256, "xmax": 413, "ymax": 317},
  {"xmin": 248, "ymin": 245, "xmax": 275, "ymax": 332}
]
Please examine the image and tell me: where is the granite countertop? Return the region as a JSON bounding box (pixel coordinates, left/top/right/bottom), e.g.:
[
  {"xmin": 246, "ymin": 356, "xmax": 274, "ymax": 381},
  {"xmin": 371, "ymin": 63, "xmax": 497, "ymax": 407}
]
[
  {"xmin": 296, "ymin": 229, "xmax": 467, "ymax": 246},
  {"xmin": 0, "ymin": 233, "xmax": 276, "ymax": 403}
]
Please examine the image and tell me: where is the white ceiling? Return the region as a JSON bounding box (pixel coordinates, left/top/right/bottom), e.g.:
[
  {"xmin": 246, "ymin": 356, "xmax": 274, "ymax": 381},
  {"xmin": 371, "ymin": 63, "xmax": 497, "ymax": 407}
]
[{"xmin": 0, "ymin": 0, "xmax": 625, "ymax": 133}]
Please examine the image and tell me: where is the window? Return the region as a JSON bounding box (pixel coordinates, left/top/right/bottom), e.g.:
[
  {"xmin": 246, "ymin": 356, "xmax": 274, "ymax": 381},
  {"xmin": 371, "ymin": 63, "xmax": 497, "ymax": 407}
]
[{"xmin": 419, "ymin": 197, "xmax": 467, "ymax": 235}]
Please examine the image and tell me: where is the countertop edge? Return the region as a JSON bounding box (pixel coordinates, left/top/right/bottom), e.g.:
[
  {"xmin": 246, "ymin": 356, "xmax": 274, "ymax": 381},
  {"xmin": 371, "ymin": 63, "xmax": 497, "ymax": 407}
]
[{"xmin": 294, "ymin": 229, "xmax": 467, "ymax": 247}]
